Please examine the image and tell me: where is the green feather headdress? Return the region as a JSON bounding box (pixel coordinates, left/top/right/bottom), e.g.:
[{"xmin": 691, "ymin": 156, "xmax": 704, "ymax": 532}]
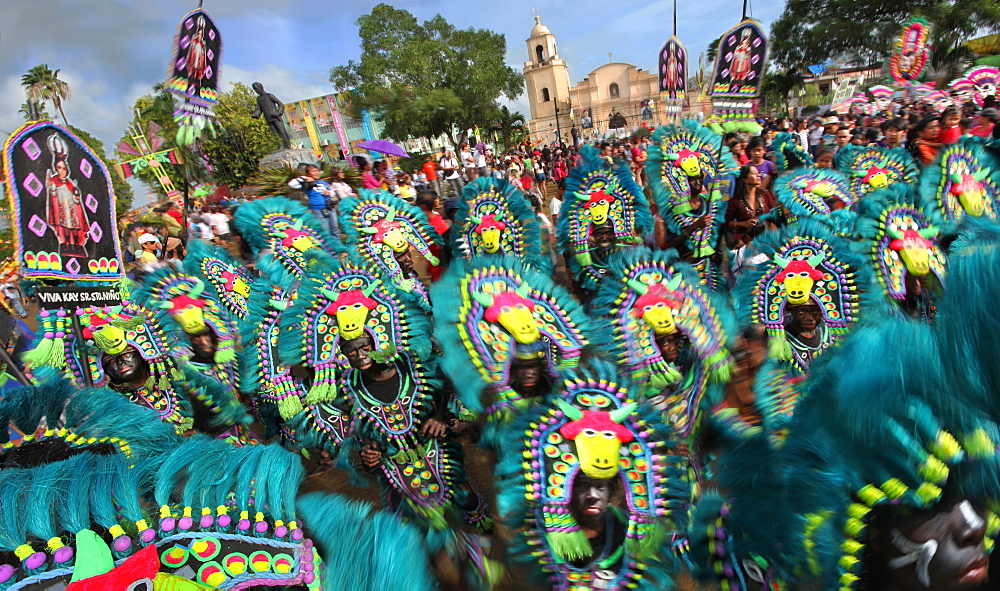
[
  {"xmin": 453, "ymin": 176, "xmax": 549, "ymax": 271},
  {"xmin": 770, "ymin": 131, "xmax": 814, "ymax": 173},
  {"xmin": 774, "ymin": 167, "xmax": 855, "ymax": 222},
  {"xmin": 232, "ymin": 196, "xmax": 343, "ymax": 278},
  {"xmin": 734, "ymin": 216, "xmax": 870, "ymax": 371},
  {"xmin": 279, "ymin": 256, "xmax": 431, "ymax": 404},
  {"xmin": 835, "ymin": 145, "xmax": 918, "ymax": 198},
  {"xmin": 917, "ymin": 136, "xmax": 1000, "ymax": 228},
  {"xmin": 494, "ymin": 358, "xmax": 682, "ymax": 590},
  {"xmin": 431, "ymin": 255, "xmax": 591, "ymax": 418},
  {"xmin": 183, "ymin": 239, "xmax": 254, "ymax": 320},
  {"xmin": 556, "ymin": 145, "xmax": 653, "ymax": 292},
  {"xmin": 853, "ymin": 183, "xmax": 946, "ymax": 312},
  {"xmin": 590, "ymin": 246, "xmax": 736, "ymax": 437}
]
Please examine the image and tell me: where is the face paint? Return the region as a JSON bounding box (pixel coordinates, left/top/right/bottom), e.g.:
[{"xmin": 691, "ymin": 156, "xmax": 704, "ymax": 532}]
[{"xmin": 889, "ymin": 529, "xmax": 938, "ymax": 587}]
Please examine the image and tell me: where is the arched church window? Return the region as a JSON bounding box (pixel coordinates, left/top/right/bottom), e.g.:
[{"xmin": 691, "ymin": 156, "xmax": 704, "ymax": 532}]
[
  {"xmin": 609, "ymin": 83, "xmax": 620, "ymax": 98},
  {"xmin": 542, "ymin": 88, "xmax": 551, "ymax": 102},
  {"xmin": 536, "ymin": 45, "xmax": 545, "ymax": 63}
]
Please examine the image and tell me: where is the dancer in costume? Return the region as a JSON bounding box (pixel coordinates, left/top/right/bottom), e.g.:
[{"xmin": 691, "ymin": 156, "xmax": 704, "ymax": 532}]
[
  {"xmin": 918, "ymin": 136, "xmax": 1000, "ymax": 226},
  {"xmin": 835, "ymin": 145, "xmax": 919, "ymax": 199},
  {"xmin": 132, "ymin": 267, "xmax": 252, "ymax": 442},
  {"xmin": 21, "ymin": 302, "xmax": 197, "ymax": 434},
  {"xmin": 591, "ymin": 247, "xmax": 736, "ymax": 515},
  {"xmin": 646, "ymin": 120, "xmax": 739, "ymax": 291},
  {"xmin": 432, "ymin": 255, "xmax": 591, "ymax": 435},
  {"xmin": 340, "ymin": 190, "xmax": 442, "ymax": 309},
  {"xmin": 232, "ymin": 195, "xmax": 343, "ymax": 279},
  {"xmin": 495, "ymin": 359, "xmax": 684, "ymax": 590},
  {"xmin": 451, "ymin": 176, "xmax": 549, "ymax": 270},
  {"xmin": 557, "ymin": 145, "xmax": 653, "ymax": 302},
  {"xmin": 728, "ymin": 218, "xmax": 869, "ymax": 447},
  {"xmin": 280, "ymin": 256, "xmax": 491, "ymax": 534},
  {"xmin": 854, "ymin": 184, "xmax": 946, "ymax": 321}
]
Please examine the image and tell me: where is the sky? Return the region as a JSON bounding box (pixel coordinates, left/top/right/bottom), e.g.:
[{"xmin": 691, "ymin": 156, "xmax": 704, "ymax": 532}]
[{"xmin": 1, "ymin": 0, "xmax": 784, "ymax": 171}]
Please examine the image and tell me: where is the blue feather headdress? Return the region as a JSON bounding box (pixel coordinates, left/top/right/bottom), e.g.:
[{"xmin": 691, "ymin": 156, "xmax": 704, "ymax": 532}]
[
  {"xmin": 452, "ymin": 176, "xmax": 549, "ymax": 271},
  {"xmin": 834, "ymin": 145, "xmax": 919, "ymax": 198},
  {"xmin": 557, "ymin": 145, "xmax": 653, "ymax": 292},
  {"xmin": 918, "ymin": 135, "xmax": 1000, "ymax": 228},
  {"xmin": 183, "ymin": 239, "xmax": 254, "ymax": 320},
  {"xmin": 232, "ymin": 196, "xmax": 343, "ymax": 277}
]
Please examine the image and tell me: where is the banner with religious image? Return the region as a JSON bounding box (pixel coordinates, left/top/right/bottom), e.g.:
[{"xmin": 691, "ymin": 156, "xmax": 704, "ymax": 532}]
[
  {"xmin": 165, "ymin": 8, "xmax": 223, "ymax": 145},
  {"xmin": 709, "ymin": 19, "xmax": 768, "ymax": 99},
  {"xmin": 658, "ymin": 36, "xmax": 687, "ymax": 103},
  {"xmin": 890, "ymin": 18, "xmax": 932, "ymax": 85},
  {"xmin": 2, "ymin": 122, "xmax": 123, "ymax": 281}
]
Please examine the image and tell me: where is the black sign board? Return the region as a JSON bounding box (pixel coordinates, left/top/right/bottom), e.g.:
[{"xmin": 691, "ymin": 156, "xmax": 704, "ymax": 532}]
[{"xmin": 36, "ymin": 285, "xmax": 122, "ymax": 310}]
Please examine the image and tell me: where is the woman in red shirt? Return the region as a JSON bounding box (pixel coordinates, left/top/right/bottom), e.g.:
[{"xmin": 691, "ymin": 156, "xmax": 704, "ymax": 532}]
[{"xmin": 725, "ymin": 164, "xmax": 777, "ymax": 247}]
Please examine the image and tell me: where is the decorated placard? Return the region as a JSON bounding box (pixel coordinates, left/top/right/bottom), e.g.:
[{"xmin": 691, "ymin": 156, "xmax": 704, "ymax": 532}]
[
  {"xmin": 709, "ymin": 19, "xmax": 768, "ymax": 99},
  {"xmin": 658, "ymin": 36, "xmax": 688, "ymax": 104},
  {"xmin": 2, "ymin": 122, "xmax": 123, "ymax": 280},
  {"xmin": 166, "ymin": 8, "xmax": 223, "ymax": 144},
  {"xmin": 889, "ymin": 18, "xmax": 931, "ymax": 85}
]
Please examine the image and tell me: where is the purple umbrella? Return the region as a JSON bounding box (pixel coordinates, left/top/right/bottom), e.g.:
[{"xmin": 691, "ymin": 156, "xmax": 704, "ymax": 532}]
[{"xmin": 356, "ymin": 139, "xmax": 410, "ymax": 158}]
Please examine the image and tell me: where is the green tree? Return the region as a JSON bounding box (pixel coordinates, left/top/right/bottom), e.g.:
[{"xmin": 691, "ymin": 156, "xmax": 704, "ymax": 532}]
[
  {"xmin": 118, "ymin": 85, "xmax": 209, "ymax": 202},
  {"xmin": 329, "ymin": 4, "xmax": 524, "ymax": 147},
  {"xmin": 770, "ymin": 0, "xmax": 1000, "ymax": 78},
  {"xmin": 495, "ymin": 105, "xmax": 526, "ymax": 151},
  {"xmin": 706, "ymin": 35, "xmax": 722, "ymax": 65},
  {"xmin": 68, "ymin": 125, "xmax": 135, "ymax": 217},
  {"xmin": 200, "ymin": 82, "xmax": 279, "ymax": 189},
  {"xmin": 18, "ymin": 101, "xmax": 50, "ymax": 121},
  {"xmin": 760, "ymin": 69, "xmax": 805, "ymax": 115},
  {"xmin": 21, "ymin": 64, "xmax": 71, "ymax": 126}
]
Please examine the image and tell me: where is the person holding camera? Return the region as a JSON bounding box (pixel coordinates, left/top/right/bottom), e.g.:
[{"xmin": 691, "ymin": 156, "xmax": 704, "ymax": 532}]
[{"xmin": 288, "ymin": 162, "xmax": 341, "ymax": 238}]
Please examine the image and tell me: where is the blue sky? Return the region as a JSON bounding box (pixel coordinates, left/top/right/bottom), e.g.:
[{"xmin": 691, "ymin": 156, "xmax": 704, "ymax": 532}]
[{"xmin": 1, "ymin": 0, "xmax": 784, "ymax": 157}]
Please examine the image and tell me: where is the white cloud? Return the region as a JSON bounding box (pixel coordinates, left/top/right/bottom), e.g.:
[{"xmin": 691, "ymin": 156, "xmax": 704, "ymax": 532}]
[{"xmin": 221, "ymin": 64, "xmax": 333, "ymax": 104}]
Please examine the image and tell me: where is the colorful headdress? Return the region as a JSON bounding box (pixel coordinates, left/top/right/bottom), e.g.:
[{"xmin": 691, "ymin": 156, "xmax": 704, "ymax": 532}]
[
  {"xmin": 772, "ymin": 319, "xmax": 1000, "ymax": 590},
  {"xmin": 867, "ymin": 84, "xmax": 895, "ymax": 113},
  {"xmin": 965, "ymin": 66, "xmax": 999, "ymax": 106},
  {"xmin": 280, "ymin": 257, "xmax": 431, "ymax": 405},
  {"xmin": 918, "ymin": 136, "xmax": 1000, "ymax": 227},
  {"xmin": 835, "ymin": 145, "xmax": 919, "ymax": 198},
  {"xmin": 431, "ymin": 256, "xmax": 590, "ymax": 418},
  {"xmin": 591, "ymin": 247, "xmax": 735, "ymax": 413},
  {"xmin": 183, "ymin": 239, "xmax": 254, "ymax": 320},
  {"xmin": 557, "ymin": 145, "xmax": 653, "ymax": 292},
  {"xmin": 132, "ymin": 267, "xmax": 248, "ymax": 430},
  {"xmin": 133, "ymin": 267, "xmax": 238, "ymax": 365},
  {"xmin": 232, "ymin": 196, "xmax": 343, "ymax": 277},
  {"xmin": 452, "ymin": 176, "xmax": 547, "ymax": 270},
  {"xmin": 854, "ymin": 183, "xmax": 946, "ymax": 314},
  {"xmin": 774, "ymin": 167, "xmax": 856, "ymax": 221},
  {"xmin": 495, "ymin": 359, "xmax": 681, "ymax": 589},
  {"xmin": 770, "ymin": 131, "xmax": 814, "ymax": 173},
  {"xmin": 734, "ymin": 217, "xmax": 868, "ymax": 370}
]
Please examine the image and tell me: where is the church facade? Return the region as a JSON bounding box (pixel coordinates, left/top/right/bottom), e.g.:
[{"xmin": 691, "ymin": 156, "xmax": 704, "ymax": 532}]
[{"xmin": 523, "ymin": 16, "xmax": 661, "ymax": 145}]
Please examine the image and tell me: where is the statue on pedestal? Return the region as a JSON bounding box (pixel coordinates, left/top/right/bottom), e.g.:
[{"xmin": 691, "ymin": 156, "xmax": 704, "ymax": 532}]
[{"xmin": 251, "ymin": 82, "xmax": 291, "ymax": 150}]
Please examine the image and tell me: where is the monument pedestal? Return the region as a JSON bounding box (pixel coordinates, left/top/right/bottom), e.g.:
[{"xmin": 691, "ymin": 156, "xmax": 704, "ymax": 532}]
[{"xmin": 259, "ymin": 148, "xmax": 319, "ymax": 171}]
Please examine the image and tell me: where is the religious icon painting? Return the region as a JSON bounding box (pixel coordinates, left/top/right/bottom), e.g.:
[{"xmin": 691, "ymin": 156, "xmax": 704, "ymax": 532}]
[
  {"xmin": 2, "ymin": 122, "xmax": 123, "ymax": 281},
  {"xmin": 709, "ymin": 19, "xmax": 768, "ymax": 99},
  {"xmin": 658, "ymin": 36, "xmax": 687, "ymax": 102}
]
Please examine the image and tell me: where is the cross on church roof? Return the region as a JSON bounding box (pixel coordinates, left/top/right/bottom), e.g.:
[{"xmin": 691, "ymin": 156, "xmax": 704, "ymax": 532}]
[{"xmin": 608, "ymin": 52, "xmax": 613, "ymax": 63}]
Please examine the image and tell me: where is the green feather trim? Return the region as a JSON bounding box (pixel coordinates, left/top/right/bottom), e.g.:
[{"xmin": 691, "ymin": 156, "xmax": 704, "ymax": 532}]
[
  {"xmin": 768, "ymin": 329, "xmax": 792, "ymax": 360},
  {"xmin": 304, "ymin": 365, "xmax": 338, "ymax": 405},
  {"xmin": 711, "ymin": 358, "xmax": 735, "ymax": 383},
  {"xmin": 575, "ymin": 251, "xmax": 593, "ymax": 267},
  {"xmin": 277, "ymin": 394, "xmax": 305, "ymax": 421},
  {"xmin": 22, "ymin": 337, "xmax": 65, "ymax": 370},
  {"xmin": 213, "ymin": 347, "xmax": 237, "ymax": 364},
  {"xmin": 546, "ymin": 529, "xmax": 592, "ymax": 561}
]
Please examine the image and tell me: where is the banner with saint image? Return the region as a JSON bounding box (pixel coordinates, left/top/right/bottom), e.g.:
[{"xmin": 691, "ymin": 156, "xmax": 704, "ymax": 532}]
[
  {"xmin": 709, "ymin": 19, "xmax": 768, "ymax": 99},
  {"xmin": 2, "ymin": 122, "xmax": 123, "ymax": 280},
  {"xmin": 658, "ymin": 36, "xmax": 687, "ymax": 102}
]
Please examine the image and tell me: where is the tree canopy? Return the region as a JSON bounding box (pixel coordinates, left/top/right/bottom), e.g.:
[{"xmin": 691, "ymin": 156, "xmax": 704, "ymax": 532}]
[
  {"xmin": 200, "ymin": 82, "xmax": 279, "ymax": 190},
  {"xmin": 770, "ymin": 0, "xmax": 1000, "ymax": 77},
  {"xmin": 21, "ymin": 65, "xmax": 71, "ymax": 126},
  {"xmin": 68, "ymin": 126, "xmax": 134, "ymax": 217},
  {"xmin": 329, "ymin": 4, "xmax": 524, "ymax": 146}
]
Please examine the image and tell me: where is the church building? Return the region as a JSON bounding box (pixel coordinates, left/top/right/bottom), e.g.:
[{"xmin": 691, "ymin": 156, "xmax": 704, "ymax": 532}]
[{"xmin": 523, "ymin": 15, "xmax": 661, "ymax": 145}]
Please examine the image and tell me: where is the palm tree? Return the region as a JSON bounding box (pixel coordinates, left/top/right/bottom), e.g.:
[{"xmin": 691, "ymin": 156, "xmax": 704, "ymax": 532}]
[
  {"xmin": 18, "ymin": 100, "xmax": 50, "ymax": 122},
  {"xmin": 496, "ymin": 105, "xmax": 526, "ymax": 151},
  {"xmin": 21, "ymin": 64, "xmax": 71, "ymax": 126}
]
